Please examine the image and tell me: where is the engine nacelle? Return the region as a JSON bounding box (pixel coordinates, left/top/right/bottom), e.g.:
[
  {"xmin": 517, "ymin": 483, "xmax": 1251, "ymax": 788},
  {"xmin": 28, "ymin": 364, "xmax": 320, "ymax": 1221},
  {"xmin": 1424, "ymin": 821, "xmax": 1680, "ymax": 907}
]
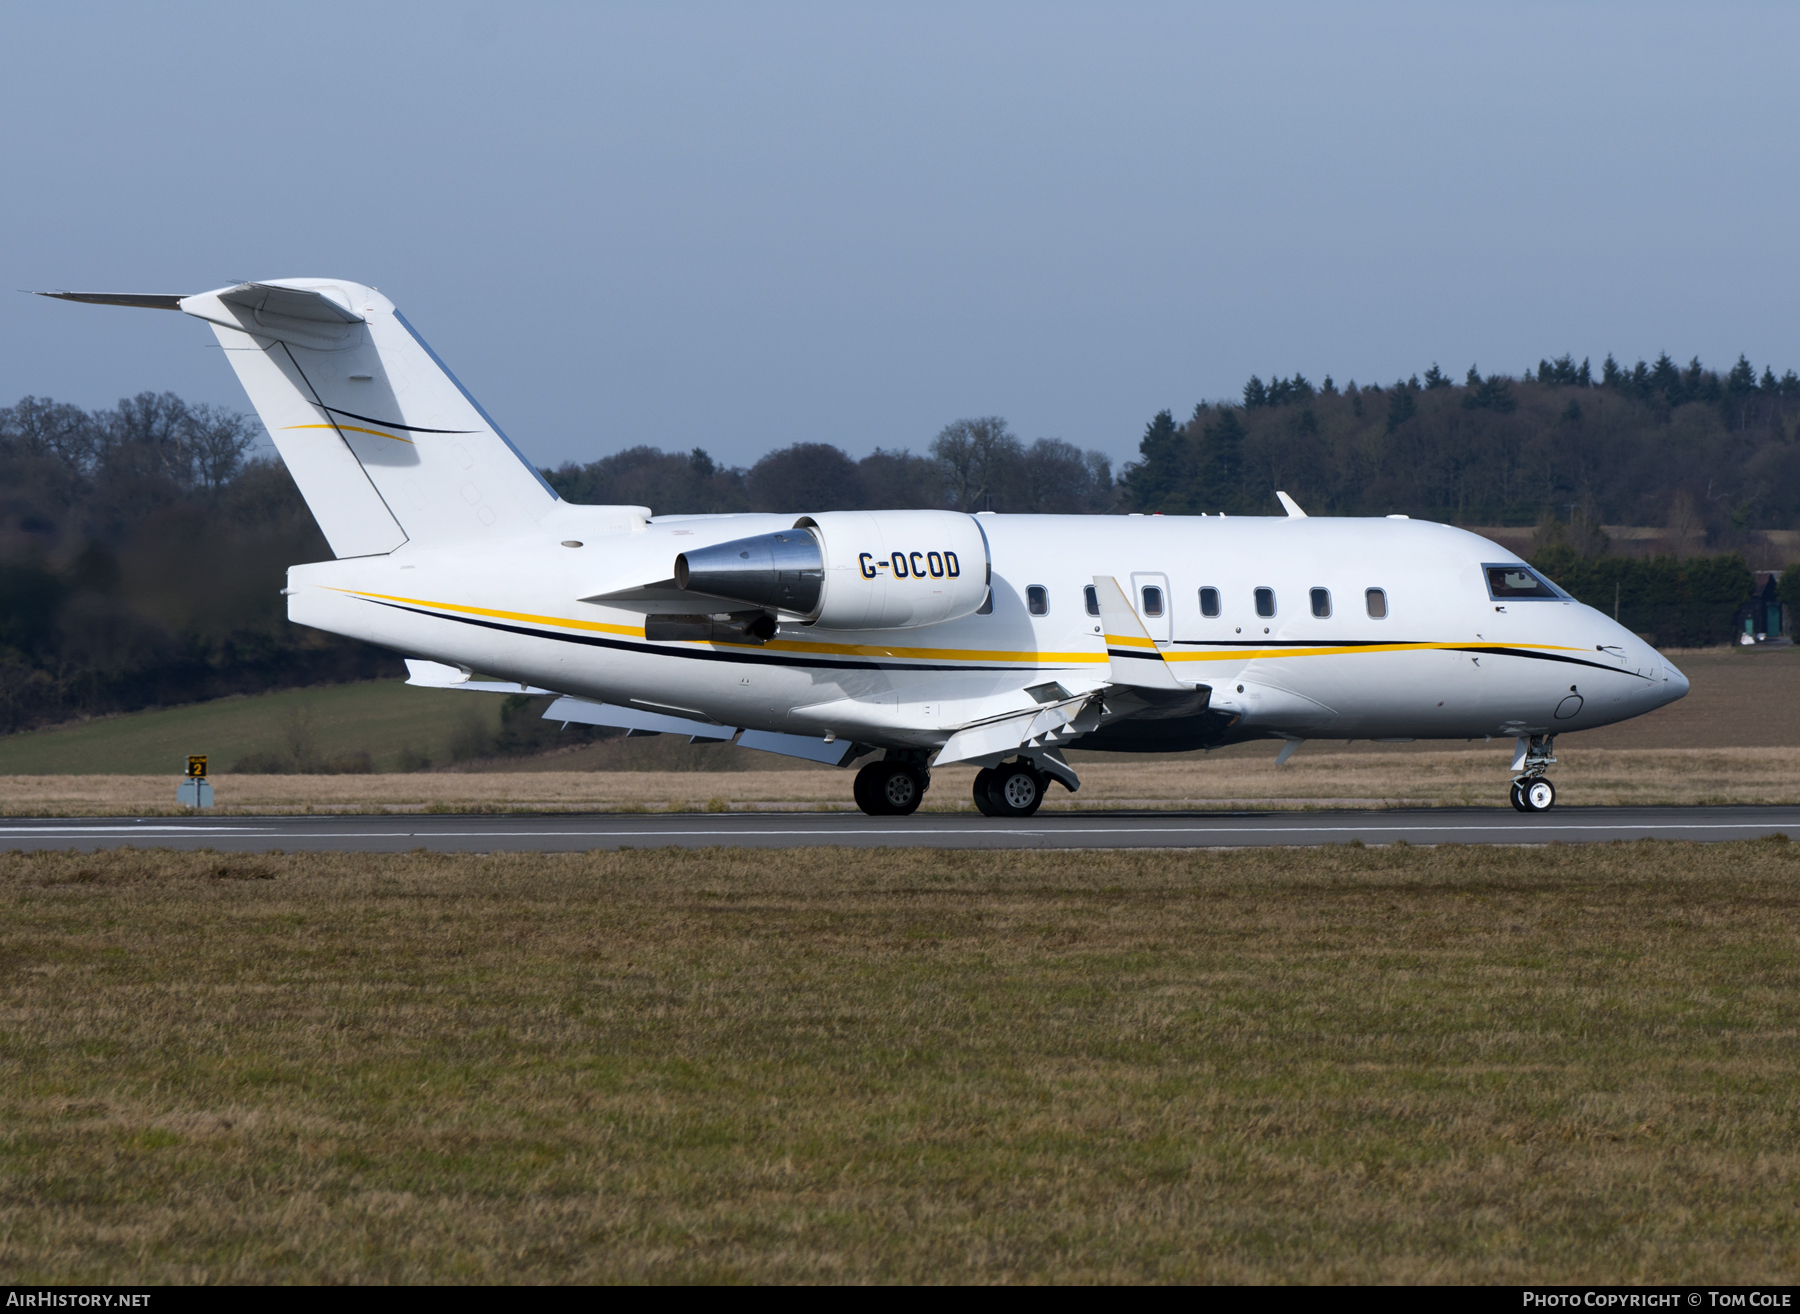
[{"xmin": 673, "ymin": 510, "xmax": 990, "ymax": 630}]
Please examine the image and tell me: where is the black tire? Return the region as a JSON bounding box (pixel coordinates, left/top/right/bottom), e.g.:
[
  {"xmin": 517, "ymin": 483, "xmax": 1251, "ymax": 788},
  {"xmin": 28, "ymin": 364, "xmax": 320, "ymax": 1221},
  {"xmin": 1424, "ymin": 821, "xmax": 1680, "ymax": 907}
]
[
  {"xmin": 878, "ymin": 762, "xmax": 926, "ymax": 816},
  {"xmin": 987, "ymin": 763, "xmax": 1045, "ymax": 817},
  {"xmin": 853, "ymin": 762, "xmax": 889, "ymax": 816},
  {"xmin": 1510, "ymin": 780, "xmax": 1529, "ymax": 812},
  {"xmin": 1521, "ymin": 777, "xmax": 1556, "ymax": 813},
  {"xmin": 972, "ymin": 768, "xmax": 1001, "ymax": 816}
]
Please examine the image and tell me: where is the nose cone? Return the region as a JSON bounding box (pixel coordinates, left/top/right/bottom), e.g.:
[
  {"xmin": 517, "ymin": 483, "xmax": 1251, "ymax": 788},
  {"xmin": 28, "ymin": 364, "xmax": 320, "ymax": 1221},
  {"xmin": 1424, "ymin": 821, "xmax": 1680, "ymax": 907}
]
[{"xmin": 1656, "ymin": 656, "xmax": 1690, "ymax": 706}]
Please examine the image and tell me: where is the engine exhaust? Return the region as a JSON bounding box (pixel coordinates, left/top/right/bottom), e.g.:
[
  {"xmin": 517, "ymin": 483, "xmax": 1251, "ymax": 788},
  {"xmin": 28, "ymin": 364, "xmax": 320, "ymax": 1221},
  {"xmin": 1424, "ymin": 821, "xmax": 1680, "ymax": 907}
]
[{"xmin": 674, "ymin": 530, "xmax": 824, "ymax": 616}]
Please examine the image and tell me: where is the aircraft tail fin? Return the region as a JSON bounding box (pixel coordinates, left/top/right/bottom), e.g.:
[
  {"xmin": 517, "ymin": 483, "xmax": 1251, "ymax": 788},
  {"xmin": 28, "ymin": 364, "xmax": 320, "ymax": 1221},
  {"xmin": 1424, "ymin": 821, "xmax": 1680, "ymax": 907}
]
[{"xmin": 44, "ymin": 279, "xmax": 559, "ymax": 558}]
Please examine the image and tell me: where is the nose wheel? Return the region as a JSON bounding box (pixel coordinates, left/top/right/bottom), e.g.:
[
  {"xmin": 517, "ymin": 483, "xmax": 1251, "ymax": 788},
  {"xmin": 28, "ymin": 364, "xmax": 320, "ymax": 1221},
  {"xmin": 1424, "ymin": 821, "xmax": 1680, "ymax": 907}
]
[{"xmin": 1510, "ymin": 776, "xmax": 1556, "ymax": 812}]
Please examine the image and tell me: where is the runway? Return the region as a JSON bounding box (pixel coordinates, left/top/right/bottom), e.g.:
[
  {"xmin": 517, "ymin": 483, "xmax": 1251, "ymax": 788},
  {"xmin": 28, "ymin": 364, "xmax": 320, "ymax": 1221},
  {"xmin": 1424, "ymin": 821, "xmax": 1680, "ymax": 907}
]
[{"xmin": 1, "ymin": 806, "xmax": 1796, "ymax": 852}]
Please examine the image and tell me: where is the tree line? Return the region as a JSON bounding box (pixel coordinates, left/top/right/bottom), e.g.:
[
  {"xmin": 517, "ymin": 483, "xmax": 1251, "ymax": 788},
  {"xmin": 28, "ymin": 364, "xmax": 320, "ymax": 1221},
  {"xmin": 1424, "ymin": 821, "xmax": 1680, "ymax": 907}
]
[
  {"xmin": 0, "ymin": 393, "xmax": 393, "ymax": 736},
  {"xmin": 545, "ymin": 417, "xmax": 1118, "ymax": 515},
  {"xmin": 3, "ymin": 359, "xmax": 1795, "ymax": 737},
  {"xmin": 1123, "ymin": 353, "xmax": 1800, "ymax": 536}
]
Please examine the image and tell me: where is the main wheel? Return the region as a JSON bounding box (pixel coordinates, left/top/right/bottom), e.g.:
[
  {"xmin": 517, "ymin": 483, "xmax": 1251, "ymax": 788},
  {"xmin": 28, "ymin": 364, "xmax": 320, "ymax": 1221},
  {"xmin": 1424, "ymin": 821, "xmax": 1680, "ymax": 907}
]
[
  {"xmin": 1509, "ymin": 780, "xmax": 1528, "ymax": 812},
  {"xmin": 1521, "ymin": 777, "xmax": 1556, "ymax": 812},
  {"xmin": 853, "ymin": 762, "xmax": 890, "ymax": 816},
  {"xmin": 877, "ymin": 762, "xmax": 926, "ymax": 816},
  {"xmin": 971, "ymin": 768, "xmax": 1001, "ymax": 816},
  {"xmin": 986, "ymin": 763, "xmax": 1045, "ymax": 817}
]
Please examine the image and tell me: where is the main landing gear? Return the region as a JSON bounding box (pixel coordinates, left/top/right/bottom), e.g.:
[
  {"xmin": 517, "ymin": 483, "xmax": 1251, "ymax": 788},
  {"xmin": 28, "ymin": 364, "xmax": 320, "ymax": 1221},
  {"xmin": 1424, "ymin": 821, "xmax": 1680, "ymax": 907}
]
[
  {"xmin": 853, "ymin": 757, "xmax": 930, "ymax": 816},
  {"xmin": 853, "ymin": 754, "xmax": 1062, "ymax": 818},
  {"xmin": 971, "ymin": 759, "xmax": 1049, "ymax": 818},
  {"xmin": 1510, "ymin": 733, "xmax": 1557, "ymax": 813}
]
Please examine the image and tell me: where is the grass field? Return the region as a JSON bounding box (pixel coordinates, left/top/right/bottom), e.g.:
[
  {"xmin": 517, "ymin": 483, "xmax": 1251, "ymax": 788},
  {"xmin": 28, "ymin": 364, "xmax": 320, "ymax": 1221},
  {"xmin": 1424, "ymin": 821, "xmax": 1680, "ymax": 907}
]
[
  {"xmin": 0, "ymin": 645, "xmax": 1794, "ymax": 814},
  {"xmin": 4, "ymin": 745, "xmax": 1799, "ymax": 816},
  {"xmin": 0, "ymin": 644, "xmax": 1794, "ymax": 780},
  {"xmin": 0, "ymin": 681, "xmax": 508, "ymax": 776},
  {"xmin": 3, "ymin": 840, "xmax": 1797, "ymax": 1283}
]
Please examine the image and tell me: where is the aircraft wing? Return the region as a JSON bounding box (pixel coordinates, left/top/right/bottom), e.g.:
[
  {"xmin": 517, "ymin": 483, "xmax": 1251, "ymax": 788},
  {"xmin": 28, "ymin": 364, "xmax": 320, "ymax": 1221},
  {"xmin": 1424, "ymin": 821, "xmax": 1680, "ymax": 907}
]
[{"xmin": 934, "ymin": 688, "xmax": 1105, "ymax": 768}]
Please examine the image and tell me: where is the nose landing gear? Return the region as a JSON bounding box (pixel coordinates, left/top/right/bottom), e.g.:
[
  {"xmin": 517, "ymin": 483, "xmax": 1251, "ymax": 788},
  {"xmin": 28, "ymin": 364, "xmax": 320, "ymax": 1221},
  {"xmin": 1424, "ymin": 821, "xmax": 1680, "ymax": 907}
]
[
  {"xmin": 1510, "ymin": 776, "xmax": 1556, "ymax": 812},
  {"xmin": 1509, "ymin": 733, "xmax": 1557, "ymax": 812}
]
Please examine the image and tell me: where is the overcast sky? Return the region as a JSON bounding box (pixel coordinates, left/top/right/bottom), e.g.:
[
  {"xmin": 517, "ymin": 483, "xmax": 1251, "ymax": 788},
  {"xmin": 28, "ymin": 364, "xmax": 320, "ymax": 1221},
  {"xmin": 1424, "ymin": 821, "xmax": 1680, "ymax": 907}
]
[{"xmin": 4, "ymin": 2, "xmax": 1797, "ymax": 471}]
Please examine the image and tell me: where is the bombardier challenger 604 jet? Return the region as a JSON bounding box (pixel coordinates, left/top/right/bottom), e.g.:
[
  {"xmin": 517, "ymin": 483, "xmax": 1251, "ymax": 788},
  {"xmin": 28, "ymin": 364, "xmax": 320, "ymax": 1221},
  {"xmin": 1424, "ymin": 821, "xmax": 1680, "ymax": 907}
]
[{"xmin": 45, "ymin": 279, "xmax": 1688, "ymax": 816}]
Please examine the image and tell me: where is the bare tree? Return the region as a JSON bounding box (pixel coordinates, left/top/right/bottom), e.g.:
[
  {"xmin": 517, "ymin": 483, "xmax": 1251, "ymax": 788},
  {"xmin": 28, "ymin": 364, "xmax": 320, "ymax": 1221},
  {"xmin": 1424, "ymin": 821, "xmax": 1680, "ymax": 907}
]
[
  {"xmin": 930, "ymin": 416, "xmax": 1021, "ymax": 512},
  {"xmin": 186, "ymin": 404, "xmax": 260, "ymax": 491},
  {"xmin": 1, "ymin": 396, "xmax": 96, "ymax": 473}
]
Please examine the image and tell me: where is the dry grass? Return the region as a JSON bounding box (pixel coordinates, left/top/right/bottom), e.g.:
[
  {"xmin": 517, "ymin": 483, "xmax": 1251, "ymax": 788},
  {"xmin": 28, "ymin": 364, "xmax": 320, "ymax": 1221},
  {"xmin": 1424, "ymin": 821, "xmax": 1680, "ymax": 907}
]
[
  {"xmin": 2, "ymin": 841, "xmax": 1798, "ymax": 1283},
  {"xmin": 5, "ymin": 745, "xmax": 1799, "ymax": 815}
]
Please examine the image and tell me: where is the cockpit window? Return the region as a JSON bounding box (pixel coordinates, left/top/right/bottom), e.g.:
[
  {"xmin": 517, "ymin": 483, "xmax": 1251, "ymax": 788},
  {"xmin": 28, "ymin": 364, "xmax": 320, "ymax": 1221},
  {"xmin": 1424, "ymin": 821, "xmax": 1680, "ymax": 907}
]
[{"xmin": 1484, "ymin": 564, "xmax": 1567, "ymax": 600}]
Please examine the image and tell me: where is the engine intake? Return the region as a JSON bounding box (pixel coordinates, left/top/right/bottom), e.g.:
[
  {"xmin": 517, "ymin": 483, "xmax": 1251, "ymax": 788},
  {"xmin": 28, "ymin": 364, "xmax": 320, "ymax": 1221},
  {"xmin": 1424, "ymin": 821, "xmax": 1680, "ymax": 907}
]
[{"xmin": 672, "ymin": 510, "xmax": 990, "ymax": 630}]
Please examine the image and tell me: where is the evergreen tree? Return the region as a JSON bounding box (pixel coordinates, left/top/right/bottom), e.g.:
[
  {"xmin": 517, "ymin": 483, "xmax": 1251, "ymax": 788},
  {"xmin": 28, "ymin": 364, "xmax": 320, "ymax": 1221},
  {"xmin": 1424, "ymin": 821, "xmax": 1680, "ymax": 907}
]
[
  {"xmin": 1727, "ymin": 355, "xmax": 1757, "ymax": 395},
  {"xmin": 1386, "ymin": 385, "xmax": 1416, "ymax": 432},
  {"xmin": 1650, "ymin": 353, "xmax": 1680, "ymax": 397},
  {"xmin": 1462, "ymin": 368, "xmax": 1517, "ymax": 414},
  {"xmin": 1242, "ymin": 376, "xmax": 1268, "ymax": 409},
  {"xmin": 1320, "ymin": 375, "xmax": 1338, "ymax": 395},
  {"xmin": 1602, "ymin": 353, "xmax": 1622, "ymax": 387},
  {"xmin": 1199, "ymin": 409, "xmax": 1245, "ymax": 511},
  {"xmin": 1761, "ymin": 366, "xmax": 1778, "ymax": 394},
  {"xmin": 1422, "ymin": 364, "xmax": 1449, "ymax": 389},
  {"xmin": 1122, "ymin": 409, "xmax": 1187, "ymax": 511},
  {"xmin": 1578, "ymin": 357, "xmax": 1593, "ymax": 387}
]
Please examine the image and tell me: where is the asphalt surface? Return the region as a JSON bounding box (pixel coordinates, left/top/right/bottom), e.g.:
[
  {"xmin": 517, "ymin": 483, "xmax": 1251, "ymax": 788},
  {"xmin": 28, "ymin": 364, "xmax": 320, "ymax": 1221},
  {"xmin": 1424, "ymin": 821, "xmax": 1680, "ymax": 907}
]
[{"xmin": 1, "ymin": 806, "xmax": 1795, "ymax": 853}]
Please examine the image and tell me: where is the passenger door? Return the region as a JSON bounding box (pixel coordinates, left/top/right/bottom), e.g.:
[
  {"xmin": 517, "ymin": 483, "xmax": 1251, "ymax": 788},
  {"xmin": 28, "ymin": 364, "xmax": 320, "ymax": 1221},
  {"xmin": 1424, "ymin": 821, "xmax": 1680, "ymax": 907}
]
[{"xmin": 1130, "ymin": 571, "xmax": 1173, "ymax": 646}]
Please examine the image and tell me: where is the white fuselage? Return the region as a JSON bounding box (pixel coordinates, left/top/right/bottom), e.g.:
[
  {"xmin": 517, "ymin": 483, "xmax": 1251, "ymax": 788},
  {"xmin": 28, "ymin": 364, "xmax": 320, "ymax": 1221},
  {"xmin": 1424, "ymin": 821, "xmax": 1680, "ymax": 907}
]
[{"xmin": 287, "ymin": 507, "xmax": 1688, "ymax": 752}]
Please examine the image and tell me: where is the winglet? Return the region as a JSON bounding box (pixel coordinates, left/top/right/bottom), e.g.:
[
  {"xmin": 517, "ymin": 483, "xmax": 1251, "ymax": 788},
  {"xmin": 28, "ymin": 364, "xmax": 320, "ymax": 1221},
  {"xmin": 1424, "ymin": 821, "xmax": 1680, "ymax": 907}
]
[
  {"xmin": 1276, "ymin": 490, "xmax": 1307, "ymax": 518},
  {"xmin": 1092, "ymin": 575, "xmax": 1188, "ymax": 690}
]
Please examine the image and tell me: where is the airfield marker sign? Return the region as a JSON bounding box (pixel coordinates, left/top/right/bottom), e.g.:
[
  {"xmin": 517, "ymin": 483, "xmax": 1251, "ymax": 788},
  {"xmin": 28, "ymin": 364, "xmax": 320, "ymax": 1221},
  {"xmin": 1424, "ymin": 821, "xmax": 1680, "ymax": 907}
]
[{"xmin": 178, "ymin": 755, "xmax": 213, "ymax": 808}]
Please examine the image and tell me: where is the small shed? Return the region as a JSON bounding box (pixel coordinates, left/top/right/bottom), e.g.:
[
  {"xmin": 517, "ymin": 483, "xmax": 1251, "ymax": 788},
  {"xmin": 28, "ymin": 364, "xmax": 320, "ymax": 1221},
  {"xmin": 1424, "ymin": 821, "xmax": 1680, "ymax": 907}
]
[{"xmin": 1735, "ymin": 571, "xmax": 1787, "ymax": 641}]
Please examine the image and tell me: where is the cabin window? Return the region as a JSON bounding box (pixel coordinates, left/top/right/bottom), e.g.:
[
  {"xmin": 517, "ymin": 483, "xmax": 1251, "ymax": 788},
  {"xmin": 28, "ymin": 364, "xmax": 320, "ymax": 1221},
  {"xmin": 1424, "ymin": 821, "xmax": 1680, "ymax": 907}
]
[
  {"xmin": 1026, "ymin": 585, "xmax": 1049, "ymax": 616},
  {"xmin": 1083, "ymin": 585, "xmax": 1099, "ymax": 616},
  {"xmin": 1365, "ymin": 587, "xmax": 1388, "ymax": 619},
  {"xmin": 1141, "ymin": 585, "xmax": 1164, "ymax": 617},
  {"xmin": 1254, "ymin": 587, "xmax": 1276, "ymax": 618},
  {"xmin": 1199, "ymin": 586, "xmax": 1220, "ymax": 617},
  {"xmin": 1310, "ymin": 587, "xmax": 1331, "ymax": 618}
]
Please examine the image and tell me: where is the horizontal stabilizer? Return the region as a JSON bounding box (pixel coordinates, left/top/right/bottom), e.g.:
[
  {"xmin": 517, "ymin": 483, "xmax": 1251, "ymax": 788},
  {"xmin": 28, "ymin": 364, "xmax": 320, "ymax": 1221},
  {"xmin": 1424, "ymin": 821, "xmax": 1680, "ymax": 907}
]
[
  {"xmin": 37, "ymin": 291, "xmax": 188, "ymax": 310},
  {"xmin": 1092, "ymin": 575, "xmax": 1189, "ymax": 691}
]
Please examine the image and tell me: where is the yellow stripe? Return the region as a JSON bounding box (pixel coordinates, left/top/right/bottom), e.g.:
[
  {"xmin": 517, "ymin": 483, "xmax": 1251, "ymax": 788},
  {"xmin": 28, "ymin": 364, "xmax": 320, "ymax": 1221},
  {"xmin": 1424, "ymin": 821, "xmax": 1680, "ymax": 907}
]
[
  {"xmin": 756, "ymin": 638, "xmax": 1103, "ymax": 664},
  {"xmin": 332, "ymin": 588, "xmax": 1580, "ymax": 669},
  {"xmin": 1162, "ymin": 640, "xmax": 1584, "ymax": 662},
  {"xmin": 335, "ymin": 588, "xmax": 1101, "ymax": 664},
  {"xmin": 1104, "ymin": 633, "xmax": 1158, "ymax": 649},
  {"xmin": 283, "ymin": 422, "xmax": 414, "ymax": 445}
]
